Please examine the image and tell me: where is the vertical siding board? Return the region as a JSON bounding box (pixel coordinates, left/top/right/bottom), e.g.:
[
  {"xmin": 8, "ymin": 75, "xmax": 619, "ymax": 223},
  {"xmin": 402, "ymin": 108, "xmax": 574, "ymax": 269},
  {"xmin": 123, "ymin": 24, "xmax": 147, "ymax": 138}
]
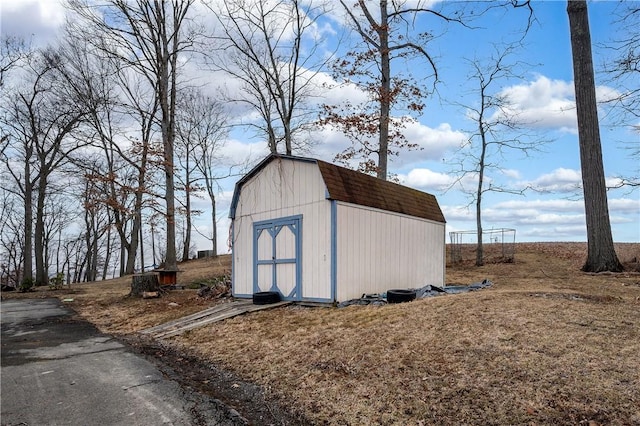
[
  {"xmin": 336, "ymin": 202, "xmax": 445, "ymax": 301},
  {"xmin": 330, "ymin": 200, "xmax": 338, "ymax": 301}
]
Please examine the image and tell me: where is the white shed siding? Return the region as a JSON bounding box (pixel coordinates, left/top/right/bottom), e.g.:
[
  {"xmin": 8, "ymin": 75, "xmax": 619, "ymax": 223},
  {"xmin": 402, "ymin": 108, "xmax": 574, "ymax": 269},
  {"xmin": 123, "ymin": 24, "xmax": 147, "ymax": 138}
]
[
  {"xmin": 232, "ymin": 159, "xmax": 332, "ymax": 301},
  {"xmin": 335, "ymin": 202, "xmax": 445, "ymax": 302}
]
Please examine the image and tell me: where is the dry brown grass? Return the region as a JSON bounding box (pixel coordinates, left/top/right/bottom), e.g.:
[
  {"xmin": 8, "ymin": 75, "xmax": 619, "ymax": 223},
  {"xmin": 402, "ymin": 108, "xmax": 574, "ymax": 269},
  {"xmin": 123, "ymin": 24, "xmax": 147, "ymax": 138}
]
[{"xmin": 4, "ymin": 244, "xmax": 640, "ymax": 425}]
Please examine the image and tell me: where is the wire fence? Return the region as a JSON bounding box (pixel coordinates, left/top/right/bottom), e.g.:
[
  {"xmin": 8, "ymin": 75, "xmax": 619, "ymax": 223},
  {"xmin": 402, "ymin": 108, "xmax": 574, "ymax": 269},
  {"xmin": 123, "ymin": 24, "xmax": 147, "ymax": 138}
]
[{"xmin": 448, "ymin": 228, "xmax": 516, "ymax": 265}]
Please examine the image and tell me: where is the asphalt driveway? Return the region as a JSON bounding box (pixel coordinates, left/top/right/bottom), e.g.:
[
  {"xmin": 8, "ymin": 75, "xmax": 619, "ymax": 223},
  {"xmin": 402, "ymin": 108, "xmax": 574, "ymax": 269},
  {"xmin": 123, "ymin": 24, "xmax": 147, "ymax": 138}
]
[{"xmin": 0, "ymin": 298, "xmax": 244, "ymax": 426}]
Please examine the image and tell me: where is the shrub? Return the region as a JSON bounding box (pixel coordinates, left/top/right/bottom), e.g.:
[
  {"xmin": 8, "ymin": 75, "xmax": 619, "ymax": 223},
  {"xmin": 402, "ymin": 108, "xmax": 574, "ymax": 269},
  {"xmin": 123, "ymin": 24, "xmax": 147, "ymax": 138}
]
[
  {"xmin": 19, "ymin": 277, "xmax": 34, "ymax": 293},
  {"xmin": 49, "ymin": 272, "xmax": 64, "ymax": 290}
]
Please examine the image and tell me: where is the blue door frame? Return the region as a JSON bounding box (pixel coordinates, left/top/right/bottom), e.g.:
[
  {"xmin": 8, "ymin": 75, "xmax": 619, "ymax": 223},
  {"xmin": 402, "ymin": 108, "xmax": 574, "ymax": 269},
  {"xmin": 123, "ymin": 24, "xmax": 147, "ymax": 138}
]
[{"xmin": 253, "ymin": 215, "xmax": 302, "ymax": 301}]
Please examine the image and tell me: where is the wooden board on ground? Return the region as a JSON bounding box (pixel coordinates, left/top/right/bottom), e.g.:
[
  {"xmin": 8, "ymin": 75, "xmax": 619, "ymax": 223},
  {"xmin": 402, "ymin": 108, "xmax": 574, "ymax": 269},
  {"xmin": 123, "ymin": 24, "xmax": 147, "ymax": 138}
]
[{"xmin": 140, "ymin": 300, "xmax": 290, "ymax": 339}]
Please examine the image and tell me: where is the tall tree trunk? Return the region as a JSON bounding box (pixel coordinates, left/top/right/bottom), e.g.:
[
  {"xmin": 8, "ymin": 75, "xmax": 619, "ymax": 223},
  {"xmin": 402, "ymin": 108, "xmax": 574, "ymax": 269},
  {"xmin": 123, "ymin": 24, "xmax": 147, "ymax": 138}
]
[
  {"xmin": 124, "ymin": 221, "xmax": 137, "ymax": 274},
  {"xmin": 476, "ymin": 132, "xmax": 487, "ymax": 267},
  {"xmin": 23, "ymin": 153, "xmax": 33, "ymax": 283},
  {"xmin": 139, "ymin": 217, "xmax": 145, "ymax": 272},
  {"xmin": 211, "ymin": 195, "xmax": 217, "ymax": 256},
  {"xmin": 34, "ymin": 175, "xmax": 48, "ymax": 285},
  {"xmin": 475, "ymin": 84, "xmax": 489, "ymax": 267},
  {"xmin": 163, "ymin": 81, "xmax": 178, "ymax": 271},
  {"xmin": 126, "ymin": 141, "xmax": 149, "ymax": 275},
  {"xmin": 161, "ymin": 3, "xmax": 181, "ymax": 271},
  {"xmin": 182, "ymin": 155, "xmax": 192, "ymax": 262},
  {"xmin": 102, "ymin": 223, "xmax": 112, "ymax": 280},
  {"xmin": 567, "ymin": 0, "xmax": 622, "ymax": 272},
  {"xmin": 284, "ymin": 123, "xmax": 292, "ymax": 155},
  {"xmin": 84, "ymin": 208, "xmax": 94, "ymax": 281},
  {"xmin": 151, "ymin": 222, "xmax": 157, "ymax": 266},
  {"xmin": 377, "ymin": 0, "xmax": 390, "ymax": 180},
  {"xmin": 206, "ymin": 181, "xmax": 218, "ymax": 256},
  {"xmin": 120, "ymin": 241, "xmax": 126, "ymax": 276},
  {"xmin": 56, "ymin": 229, "xmax": 62, "ymax": 274},
  {"xmin": 182, "ymin": 194, "xmax": 192, "ymax": 261},
  {"xmin": 90, "ymin": 235, "xmax": 98, "ymax": 281}
]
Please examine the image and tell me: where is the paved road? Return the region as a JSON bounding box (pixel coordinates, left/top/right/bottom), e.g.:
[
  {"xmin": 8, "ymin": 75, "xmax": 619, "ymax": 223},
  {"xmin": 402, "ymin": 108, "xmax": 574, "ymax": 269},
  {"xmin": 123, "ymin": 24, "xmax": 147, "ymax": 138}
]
[{"xmin": 1, "ymin": 298, "xmax": 244, "ymax": 426}]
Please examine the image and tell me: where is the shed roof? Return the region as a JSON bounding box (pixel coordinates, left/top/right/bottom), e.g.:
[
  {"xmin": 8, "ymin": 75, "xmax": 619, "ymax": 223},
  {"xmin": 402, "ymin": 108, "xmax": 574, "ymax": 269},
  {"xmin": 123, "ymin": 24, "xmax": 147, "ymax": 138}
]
[{"xmin": 229, "ymin": 154, "xmax": 446, "ymax": 223}]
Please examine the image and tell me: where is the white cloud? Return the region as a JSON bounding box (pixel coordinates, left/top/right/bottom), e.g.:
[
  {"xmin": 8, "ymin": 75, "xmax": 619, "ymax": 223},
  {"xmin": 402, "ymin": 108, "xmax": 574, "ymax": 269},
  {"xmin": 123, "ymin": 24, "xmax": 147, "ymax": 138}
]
[
  {"xmin": 500, "ymin": 169, "xmax": 522, "ymax": 179},
  {"xmin": 522, "ymin": 225, "xmax": 586, "ymax": 239},
  {"xmin": 494, "ymin": 75, "xmax": 622, "ymax": 134},
  {"xmin": 223, "ymin": 139, "xmax": 270, "ymax": 166},
  {"xmin": 520, "ymin": 167, "xmax": 583, "ymax": 193},
  {"xmin": 517, "ymin": 213, "xmax": 585, "ymax": 225},
  {"xmin": 517, "ymin": 168, "xmax": 638, "ymax": 194},
  {"xmin": 309, "ymin": 127, "xmax": 353, "ymax": 162},
  {"xmin": 314, "ymin": 72, "xmax": 371, "ymax": 105},
  {"xmin": 605, "ymin": 176, "xmax": 626, "ymax": 189},
  {"xmin": 609, "ymin": 197, "xmax": 640, "ymax": 212},
  {"xmin": 595, "ymin": 85, "xmax": 622, "ymax": 104},
  {"xmin": 496, "ymin": 75, "xmax": 577, "ymax": 132},
  {"xmin": 441, "ymin": 205, "xmax": 474, "ymax": 221},
  {"xmin": 493, "ymin": 198, "xmax": 583, "ymax": 213},
  {"xmin": 310, "ymin": 119, "xmax": 466, "ymax": 169},
  {"xmin": 399, "ymin": 168, "xmax": 456, "ymax": 192},
  {"xmin": 481, "ymin": 197, "xmax": 637, "ymax": 228},
  {"xmin": 1, "ymin": 0, "xmax": 66, "ymax": 44},
  {"xmin": 397, "ymin": 122, "xmax": 467, "ymax": 165}
]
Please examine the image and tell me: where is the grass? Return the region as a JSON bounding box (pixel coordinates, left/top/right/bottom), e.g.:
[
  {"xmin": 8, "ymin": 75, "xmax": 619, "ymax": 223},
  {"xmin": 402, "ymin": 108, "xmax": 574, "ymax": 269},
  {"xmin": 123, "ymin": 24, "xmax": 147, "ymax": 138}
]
[{"xmin": 3, "ymin": 243, "xmax": 640, "ymax": 424}]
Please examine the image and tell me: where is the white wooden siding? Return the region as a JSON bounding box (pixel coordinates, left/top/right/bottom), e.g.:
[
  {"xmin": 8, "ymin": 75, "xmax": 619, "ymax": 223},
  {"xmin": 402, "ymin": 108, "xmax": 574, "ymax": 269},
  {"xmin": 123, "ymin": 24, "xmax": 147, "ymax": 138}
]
[
  {"xmin": 335, "ymin": 202, "xmax": 445, "ymax": 302},
  {"xmin": 233, "ymin": 160, "xmax": 332, "ymax": 300}
]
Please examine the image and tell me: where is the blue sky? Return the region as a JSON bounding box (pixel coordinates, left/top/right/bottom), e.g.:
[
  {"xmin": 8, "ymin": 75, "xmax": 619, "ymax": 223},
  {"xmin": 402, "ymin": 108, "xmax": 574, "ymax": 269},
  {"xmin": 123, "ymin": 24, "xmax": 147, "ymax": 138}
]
[{"xmin": 2, "ymin": 0, "xmax": 638, "ymax": 254}]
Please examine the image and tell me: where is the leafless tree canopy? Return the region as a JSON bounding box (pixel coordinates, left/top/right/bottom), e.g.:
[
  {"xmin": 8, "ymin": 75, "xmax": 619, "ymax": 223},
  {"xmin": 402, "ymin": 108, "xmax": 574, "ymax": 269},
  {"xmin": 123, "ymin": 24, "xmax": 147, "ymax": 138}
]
[
  {"xmin": 66, "ymin": 0, "xmax": 199, "ymax": 270},
  {"xmin": 208, "ymin": 0, "xmax": 330, "ymax": 155},
  {"xmin": 176, "ymin": 88, "xmax": 232, "ymax": 257},
  {"xmin": 449, "ymin": 44, "xmax": 544, "ymax": 266},
  {"xmin": 322, "ymin": 0, "xmax": 534, "ymax": 180}
]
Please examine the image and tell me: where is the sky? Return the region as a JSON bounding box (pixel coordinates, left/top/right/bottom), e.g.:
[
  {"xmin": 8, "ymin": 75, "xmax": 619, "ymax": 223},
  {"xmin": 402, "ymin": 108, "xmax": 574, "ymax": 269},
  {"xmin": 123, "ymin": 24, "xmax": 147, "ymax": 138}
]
[{"xmin": 1, "ymin": 0, "xmax": 638, "ymax": 257}]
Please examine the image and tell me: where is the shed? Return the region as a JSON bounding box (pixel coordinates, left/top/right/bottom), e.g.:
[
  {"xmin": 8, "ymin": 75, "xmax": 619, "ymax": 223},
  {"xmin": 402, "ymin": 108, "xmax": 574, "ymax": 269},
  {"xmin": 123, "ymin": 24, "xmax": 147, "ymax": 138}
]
[{"xmin": 229, "ymin": 154, "xmax": 446, "ymax": 303}]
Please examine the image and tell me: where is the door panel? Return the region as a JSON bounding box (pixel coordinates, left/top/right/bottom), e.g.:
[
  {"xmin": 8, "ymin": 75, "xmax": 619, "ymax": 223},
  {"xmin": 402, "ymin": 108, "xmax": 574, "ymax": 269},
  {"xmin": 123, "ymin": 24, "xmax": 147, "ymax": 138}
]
[
  {"xmin": 275, "ymin": 263, "xmax": 296, "ymax": 298},
  {"xmin": 253, "ymin": 216, "xmax": 301, "ymax": 300},
  {"xmin": 256, "ymin": 264, "xmax": 272, "ymax": 292},
  {"xmin": 257, "ymin": 229, "xmax": 271, "ymax": 262},
  {"xmin": 275, "ymin": 225, "xmax": 296, "ymax": 259}
]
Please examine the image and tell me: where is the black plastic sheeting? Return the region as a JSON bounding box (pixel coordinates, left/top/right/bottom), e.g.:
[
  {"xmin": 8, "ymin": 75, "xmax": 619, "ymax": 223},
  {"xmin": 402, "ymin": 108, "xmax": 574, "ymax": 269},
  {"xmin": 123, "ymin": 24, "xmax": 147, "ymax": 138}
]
[{"xmin": 337, "ymin": 279, "xmax": 493, "ymax": 308}]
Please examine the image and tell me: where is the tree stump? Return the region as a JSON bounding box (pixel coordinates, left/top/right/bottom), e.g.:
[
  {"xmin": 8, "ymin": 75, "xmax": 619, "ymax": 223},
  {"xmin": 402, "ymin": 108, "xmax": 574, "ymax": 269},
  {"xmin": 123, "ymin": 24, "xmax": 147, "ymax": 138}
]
[{"xmin": 131, "ymin": 273, "xmax": 159, "ymax": 297}]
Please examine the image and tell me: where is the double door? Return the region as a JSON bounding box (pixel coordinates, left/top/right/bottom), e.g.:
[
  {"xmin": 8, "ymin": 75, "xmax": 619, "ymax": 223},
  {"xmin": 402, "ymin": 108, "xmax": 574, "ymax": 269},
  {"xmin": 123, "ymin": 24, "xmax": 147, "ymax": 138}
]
[{"xmin": 253, "ymin": 216, "xmax": 301, "ymax": 300}]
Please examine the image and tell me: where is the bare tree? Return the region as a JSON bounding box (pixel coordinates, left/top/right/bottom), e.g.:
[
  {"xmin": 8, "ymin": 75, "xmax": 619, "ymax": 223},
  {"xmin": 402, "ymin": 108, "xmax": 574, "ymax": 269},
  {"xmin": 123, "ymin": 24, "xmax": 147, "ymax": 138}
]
[
  {"xmin": 567, "ymin": 0, "xmax": 622, "ymax": 272},
  {"xmin": 68, "ymin": 0, "xmax": 199, "ymax": 271},
  {"xmin": 601, "ymin": 4, "xmax": 639, "ymax": 132},
  {"xmin": 451, "ymin": 45, "xmax": 542, "ymax": 266},
  {"xmin": 324, "ymin": 0, "xmax": 473, "ymax": 179},
  {"xmin": 40, "ymin": 181, "xmax": 80, "ymax": 284},
  {"xmin": 0, "ymin": 188, "xmax": 25, "ymax": 288},
  {"xmin": 600, "ymin": 3, "xmax": 639, "ymax": 188},
  {"xmin": 324, "ymin": 1, "xmax": 534, "ymax": 180},
  {"xmin": 73, "ymin": 159, "xmax": 114, "ymax": 281},
  {"xmin": 210, "ymin": 0, "xmax": 329, "ymax": 155},
  {"xmin": 0, "ymin": 49, "xmax": 87, "ymax": 285},
  {"xmin": 174, "ymin": 90, "xmax": 203, "ymax": 262},
  {"xmin": 0, "ymin": 36, "xmax": 28, "ymax": 89},
  {"xmin": 176, "ymin": 88, "xmax": 231, "ymax": 256},
  {"xmin": 53, "ymin": 26, "xmax": 161, "ymax": 276}
]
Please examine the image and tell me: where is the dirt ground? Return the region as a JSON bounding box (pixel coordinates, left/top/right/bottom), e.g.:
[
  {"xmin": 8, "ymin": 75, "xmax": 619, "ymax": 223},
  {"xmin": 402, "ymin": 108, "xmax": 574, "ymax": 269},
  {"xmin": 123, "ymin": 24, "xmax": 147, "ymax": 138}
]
[{"xmin": 3, "ymin": 243, "xmax": 640, "ymax": 425}]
